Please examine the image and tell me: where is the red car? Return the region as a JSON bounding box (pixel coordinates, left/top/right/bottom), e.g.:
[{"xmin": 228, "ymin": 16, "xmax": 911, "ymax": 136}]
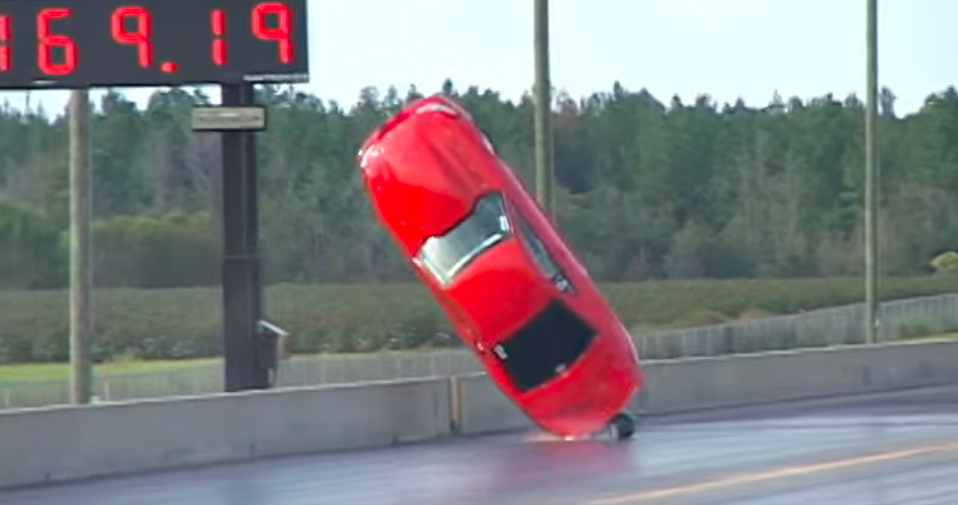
[{"xmin": 356, "ymin": 94, "xmax": 645, "ymax": 439}]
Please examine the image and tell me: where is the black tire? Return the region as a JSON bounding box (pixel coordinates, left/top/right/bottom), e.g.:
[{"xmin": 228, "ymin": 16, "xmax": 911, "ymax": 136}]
[{"xmin": 609, "ymin": 412, "xmax": 636, "ymax": 440}]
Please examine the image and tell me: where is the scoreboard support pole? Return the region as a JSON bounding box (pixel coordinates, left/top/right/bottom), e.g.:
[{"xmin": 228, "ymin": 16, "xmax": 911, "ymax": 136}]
[{"xmin": 219, "ymin": 83, "xmax": 270, "ymax": 392}]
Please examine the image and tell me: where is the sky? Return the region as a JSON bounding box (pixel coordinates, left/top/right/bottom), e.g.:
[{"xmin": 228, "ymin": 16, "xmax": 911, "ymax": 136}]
[{"xmin": 2, "ymin": 0, "xmax": 957, "ymax": 117}]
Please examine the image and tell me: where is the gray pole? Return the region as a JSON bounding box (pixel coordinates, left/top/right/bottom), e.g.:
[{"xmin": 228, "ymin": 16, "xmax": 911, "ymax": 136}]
[
  {"xmin": 533, "ymin": 0, "xmax": 554, "ymax": 216},
  {"xmin": 864, "ymin": 0, "xmax": 879, "ymax": 344},
  {"xmin": 69, "ymin": 88, "xmax": 93, "ymax": 404}
]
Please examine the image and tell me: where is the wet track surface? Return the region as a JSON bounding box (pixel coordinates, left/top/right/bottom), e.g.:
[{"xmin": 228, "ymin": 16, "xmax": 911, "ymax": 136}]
[{"xmin": 3, "ymin": 384, "xmax": 958, "ymax": 505}]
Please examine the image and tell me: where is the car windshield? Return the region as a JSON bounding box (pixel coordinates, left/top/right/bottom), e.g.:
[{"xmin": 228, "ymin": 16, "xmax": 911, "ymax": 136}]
[{"xmin": 417, "ymin": 192, "xmax": 511, "ymax": 286}]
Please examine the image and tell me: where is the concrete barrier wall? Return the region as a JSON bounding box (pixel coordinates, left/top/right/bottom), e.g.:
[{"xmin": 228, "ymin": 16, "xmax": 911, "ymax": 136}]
[
  {"xmin": 454, "ymin": 372, "xmax": 532, "ymax": 435},
  {"xmin": 3, "ymin": 339, "xmax": 958, "ymax": 489},
  {"xmin": 0, "ymin": 378, "xmax": 451, "ymax": 489},
  {"xmin": 454, "ymin": 338, "xmax": 958, "ymax": 435},
  {"xmin": 631, "ymin": 337, "xmax": 958, "ymax": 414}
]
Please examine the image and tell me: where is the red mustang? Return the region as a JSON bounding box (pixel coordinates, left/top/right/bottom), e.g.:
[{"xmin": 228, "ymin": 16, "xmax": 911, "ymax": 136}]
[{"xmin": 357, "ymin": 95, "xmax": 644, "ymax": 439}]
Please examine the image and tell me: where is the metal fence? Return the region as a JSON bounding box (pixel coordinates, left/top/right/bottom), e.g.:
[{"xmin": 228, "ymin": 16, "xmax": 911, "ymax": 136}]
[
  {"xmin": 635, "ymin": 292, "xmax": 958, "ymax": 358},
  {"xmin": 2, "ymin": 292, "xmax": 956, "ymax": 410}
]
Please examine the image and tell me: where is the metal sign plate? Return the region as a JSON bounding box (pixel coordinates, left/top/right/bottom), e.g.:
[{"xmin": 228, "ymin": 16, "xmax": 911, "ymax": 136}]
[{"xmin": 191, "ymin": 105, "xmax": 267, "ymax": 131}]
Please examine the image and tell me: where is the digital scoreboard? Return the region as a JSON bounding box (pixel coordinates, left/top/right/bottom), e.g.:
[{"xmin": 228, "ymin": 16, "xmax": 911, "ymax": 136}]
[
  {"xmin": 0, "ymin": 0, "xmax": 309, "ymax": 89},
  {"xmin": 0, "ymin": 0, "xmax": 311, "ymax": 393}
]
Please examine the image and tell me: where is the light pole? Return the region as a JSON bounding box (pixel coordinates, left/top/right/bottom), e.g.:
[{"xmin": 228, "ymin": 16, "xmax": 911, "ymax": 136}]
[
  {"xmin": 864, "ymin": 0, "xmax": 879, "ymax": 344},
  {"xmin": 533, "ymin": 0, "xmax": 554, "ymax": 216}
]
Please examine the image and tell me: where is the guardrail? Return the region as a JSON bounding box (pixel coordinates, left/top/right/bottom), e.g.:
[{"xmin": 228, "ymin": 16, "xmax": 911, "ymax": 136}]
[
  {"xmin": 2, "ymin": 337, "xmax": 958, "ymax": 489},
  {"xmin": 1, "ymin": 293, "xmax": 956, "ymax": 410}
]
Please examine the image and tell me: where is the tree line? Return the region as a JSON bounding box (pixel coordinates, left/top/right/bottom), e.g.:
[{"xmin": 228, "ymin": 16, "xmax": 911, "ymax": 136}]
[{"xmin": 1, "ymin": 80, "xmax": 956, "ymax": 290}]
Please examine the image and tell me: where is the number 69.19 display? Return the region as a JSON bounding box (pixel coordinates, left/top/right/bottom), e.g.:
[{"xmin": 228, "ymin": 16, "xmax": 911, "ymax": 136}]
[{"xmin": 0, "ymin": 0, "xmax": 309, "ymax": 89}]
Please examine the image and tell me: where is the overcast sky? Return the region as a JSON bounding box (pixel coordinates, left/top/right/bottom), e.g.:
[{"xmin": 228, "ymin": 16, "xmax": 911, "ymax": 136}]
[{"xmin": 2, "ymin": 0, "xmax": 956, "ymax": 117}]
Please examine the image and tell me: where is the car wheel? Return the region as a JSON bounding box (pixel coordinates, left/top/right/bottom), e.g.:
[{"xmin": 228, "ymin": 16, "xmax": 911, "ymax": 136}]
[{"xmin": 609, "ymin": 412, "xmax": 636, "ymax": 440}]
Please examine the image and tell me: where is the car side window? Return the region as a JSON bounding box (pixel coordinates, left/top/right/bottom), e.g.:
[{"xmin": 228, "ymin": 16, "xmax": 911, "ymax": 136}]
[
  {"xmin": 479, "ymin": 128, "xmax": 496, "ymax": 154},
  {"xmin": 513, "ymin": 209, "xmax": 573, "ymax": 292}
]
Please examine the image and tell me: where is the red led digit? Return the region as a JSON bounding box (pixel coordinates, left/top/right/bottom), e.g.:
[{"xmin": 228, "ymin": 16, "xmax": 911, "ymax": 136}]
[
  {"xmin": 252, "ymin": 2, "xmax": 292, "ymax": 63},
  {"xmin": 111, "ymin": 6, "xmax": 152, "ymax": 67},
  {"xmin": 211, "ymin": 9, "xmax": 226, "ymax": 65},
  {"xmin": 0, "ymin": 15, "xmax": 9, "ymax": 72},
  {"xmin": 37, "ymin": 8, "xmax": 76, "ymax": 75}
]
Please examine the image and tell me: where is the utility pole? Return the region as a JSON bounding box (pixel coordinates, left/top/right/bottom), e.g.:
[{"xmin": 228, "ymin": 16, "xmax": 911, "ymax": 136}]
[
  {"xmin": 69, "ymin": 88, "xmax": 93, "ymax": 404},
  {"xmin": 533, "ymin": 0, "xmax": 554, "ymax": 216},
  {"xmin": 864, "ymin": 0, "xmax": 879, "ymax": 344}
]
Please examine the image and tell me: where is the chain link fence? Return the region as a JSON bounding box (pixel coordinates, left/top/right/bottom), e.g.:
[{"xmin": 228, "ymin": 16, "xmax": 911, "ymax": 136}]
[{"xmin": 2, "ymin": 292, "xmax": 956, "ymax": 410}]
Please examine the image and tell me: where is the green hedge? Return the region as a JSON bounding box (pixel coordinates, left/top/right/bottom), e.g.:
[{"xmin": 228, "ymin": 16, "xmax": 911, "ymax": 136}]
[{"xmin": 1, "ymin": 275, "xmax": 956, "ymax": 364}]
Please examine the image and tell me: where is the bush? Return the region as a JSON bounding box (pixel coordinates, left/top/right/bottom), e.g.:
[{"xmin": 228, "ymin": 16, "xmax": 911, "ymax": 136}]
[
  {"xmin": 931, "ymin": 251, "xmax": 958, "ymax": 273},
  {"xmin": 88, "ymin": 211, "xmax": 220, "ymax": 287},
  {"xmin": 0, "ymin": 199, "xmax": 63, "ymax": 289},
  {"xmin": 0, "ymin": 275, "xmax": 956, "ymax": 364}
]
